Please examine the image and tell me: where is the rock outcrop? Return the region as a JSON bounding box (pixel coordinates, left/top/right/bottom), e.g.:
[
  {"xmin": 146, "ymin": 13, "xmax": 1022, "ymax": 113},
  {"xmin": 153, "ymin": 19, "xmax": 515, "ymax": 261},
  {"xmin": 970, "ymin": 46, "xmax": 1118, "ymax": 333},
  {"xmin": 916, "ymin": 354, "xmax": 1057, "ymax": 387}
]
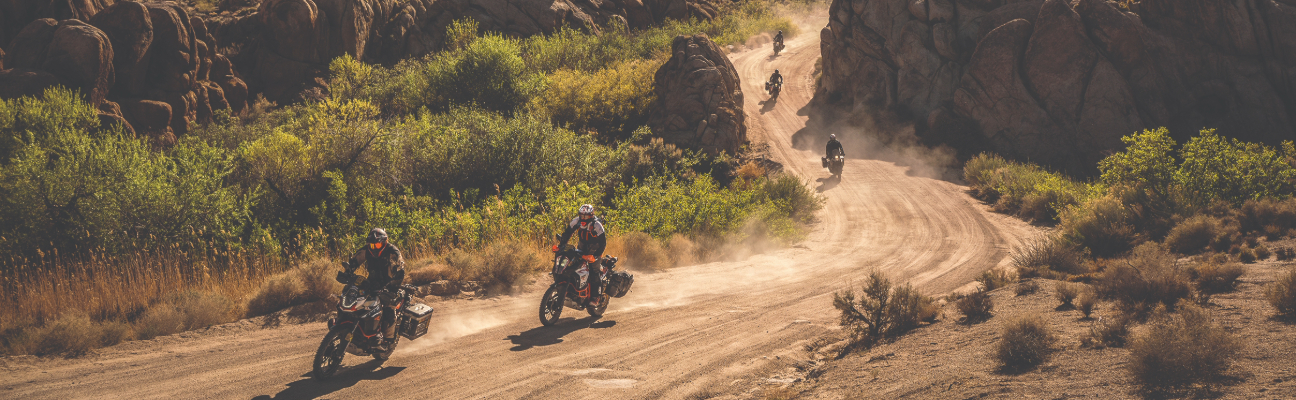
[
  {"xmin": 1, "ymin": 1, "xmax": 249, "ymax": 145},
  {"xmin": 205, "ymin": 0, "xmax": 720, "ymax": 103},
  {"xmin": 817, "ymin": 0, "xmax": 1296, "ymax": 175},
  {"xmin": 648, "ymin": 34, "xmax": 746, "ymax": 155}
]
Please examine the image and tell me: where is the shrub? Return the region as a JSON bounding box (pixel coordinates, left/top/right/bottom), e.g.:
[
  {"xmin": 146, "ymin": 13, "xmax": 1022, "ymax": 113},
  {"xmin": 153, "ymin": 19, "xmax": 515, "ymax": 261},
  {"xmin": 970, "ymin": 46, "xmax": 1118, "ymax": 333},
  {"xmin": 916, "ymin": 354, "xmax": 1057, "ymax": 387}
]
[
  {"xmin": 1061, "ymin": 195, "xmax": 1140, "ymax": 257},
  {"xmin": 37, "ymin": 313, "xmax": 99, "ymax": 356},
  {"xmin": 1277, "ymin": 246, "xmax": 1296, "ymax": 261},
  {"xmin": 135, "ymin": 306, "xmax": 186, "ymax": 340},
  {"xmin": 1176, "ymin": 129, "xmax": 1296, "ymax": 207},
  {"xmin": 1083, "ymin": 314, "xmax": 1131, "ymax": 348},
  {"xmin": 832, "ymin": 271, "xmax": 938, "ymax": 352},
  {"xmin": 1076, "ymin": 290, "xmax": 1098, "ymax": 318},
  {"xmin": 1239, "ymin": 245, "xmax": 1259, "ymax": 262},
  {"xmin": 163, "ymin": 291, "xmax": 237, "ymax": 331},
  {"xmin": 1015, "ymin": 280, "xmax": 1039, "ymax": 296},
  {"xmin": 1128, "ymin": 305, "xmax": 1241, "ymax": 391},
  {"xmin": 423, "ymin": 34, "xmax": 547, "ymax": 113},
  {"xmin": 1055, "ymin": 282, "xmax": 1081, "ymax": 308},
  {"xmin": 1097, "ymin": 243, "xmax": 1192, "ymax": 314},
  {"xmin": 1254, "ymin": 244, "xmax": 1271, "ymax": 260},
  {"xmin": 1190, "ymin": 261, "xmax": 1246, "ymax": 294},
  {"xmin": 1011, "ymin": 237, "xmax": 1086, "ymax": 278},
  {"xmin": 614, "ymin": 231, "xmax": 672, "ymax": 271},
  {"xmin": 1164, "ymin": 215, "xmax": 1219, "ymax": 254},
  {"xmin": 245, "ymin": 273, "xmax": 305, "ymax": 317},
  {"xmin": 977, "ymin": 269, "xmax": 1016, "ymax": 291},
  {"xmin": 956, "ymin": 289, "xmax": 994, "ymax": 323},
  {"xmin": 530, "ymin": 59, "xmax": 658, "ymax": 137},
  {"xmin": 1267, "ymin": 268, "xmax": 1296, "ymax": 317},
  {"xmin": 995, "ymin": 314, "xmax": 1056, "ymax": 371},
  {"xmin": 472, "ymin": 240, "xmax": 542, "ymax": 295},
  {"xmin": 98, "ymin": 320, "xmax": 133, "ymax": 347}
]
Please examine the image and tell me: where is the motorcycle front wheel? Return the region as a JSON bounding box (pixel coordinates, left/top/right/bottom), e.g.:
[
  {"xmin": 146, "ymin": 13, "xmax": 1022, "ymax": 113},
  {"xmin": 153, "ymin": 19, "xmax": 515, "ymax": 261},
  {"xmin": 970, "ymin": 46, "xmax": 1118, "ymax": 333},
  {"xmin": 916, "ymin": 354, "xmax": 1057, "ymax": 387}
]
[
  {"xmin": 539, "ymin": 285, "xmax": 565, "ymax": 326},
  {"xmin": 312, "ymin": 326, "xmax": 351, "ymax": 380}
]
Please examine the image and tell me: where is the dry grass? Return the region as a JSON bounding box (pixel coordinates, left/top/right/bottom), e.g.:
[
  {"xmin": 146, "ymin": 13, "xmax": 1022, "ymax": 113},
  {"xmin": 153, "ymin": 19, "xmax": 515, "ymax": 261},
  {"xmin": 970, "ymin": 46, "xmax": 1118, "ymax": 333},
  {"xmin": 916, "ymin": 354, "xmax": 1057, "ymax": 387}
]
[
  {"xmin": 611, "ymin": 232, "xmax": 672, "ymax": 271},
  {"xmin": 1010, "ymin": 237, "xmax": 1086, "ymax": 278},
  {"xmin": 759, "ymin": 386, "xmax": 796, "ymax": 400},
  {"xmin": 1054, "ymin": 282, "xmax": 1081, "ymax": 308},
  {"xmin": 245, "ymin": 258, "xmax": 340, "ymax": 317},
  {"xmin": 1128, "ymin": 305, "xmax": 1241, "ymax": 392},
  {"xmin": 1082, "ymin": 314, "xmax": 1132, "ymax": 348},
  {"xmin": 1097, "ymin": 243, "xmax": 1192, "ymax": 315},
  {"xmin": 956, "ymin": 289, "xmax": 994, "ymax": 323},
  {"xmin": 1076, "ymin": 290, "xmax": 1098, "ymax": 318},
  {"xmin": 473, "ymin": 240, "xmax": 543, "ymax": 295},
  {"xmin": 1189, "ymin": 261, "xmax": 1246, "ymax": 294},
  {"xmin": 134, "ymin": 306, "xmax": 186, "ymax": 340},
  {"xmin": 1267, "ymin": 267, "xmax": 1296, "ymax": 317},
  {"xmin": 1014, "ymin": 280, "xmax": 1039, "ymax": 296},
  {"xmin": 977, "ymin": 269, "xmax": 1016, "ymax": 291},
  {"xmin": 995, "ymin": 314, "xmax": 1056, "ymax": 372}
]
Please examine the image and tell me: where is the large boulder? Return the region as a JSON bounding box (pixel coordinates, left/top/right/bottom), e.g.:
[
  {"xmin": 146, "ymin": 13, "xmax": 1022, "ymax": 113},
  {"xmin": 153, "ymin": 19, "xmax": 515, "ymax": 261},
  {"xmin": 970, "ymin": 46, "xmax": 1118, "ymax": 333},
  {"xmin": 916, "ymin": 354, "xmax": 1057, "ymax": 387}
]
[
  {"xmin": 816, "ymin": 0, "xmax": 1296, "ymax": 175},
  {"xmin": 89, "ymin": 1, "xmax": 153, "ymax": 97},
  {"xmin": 4, "ymin": 19, "xmax": 115, "ymax": 105},
  {"xmin": 648, "ymin": 34, "xmax": 745, "ymax": 155},
  {"xmin": 0, "ymin": 0, "xmax": 115, "ymax": 46}
]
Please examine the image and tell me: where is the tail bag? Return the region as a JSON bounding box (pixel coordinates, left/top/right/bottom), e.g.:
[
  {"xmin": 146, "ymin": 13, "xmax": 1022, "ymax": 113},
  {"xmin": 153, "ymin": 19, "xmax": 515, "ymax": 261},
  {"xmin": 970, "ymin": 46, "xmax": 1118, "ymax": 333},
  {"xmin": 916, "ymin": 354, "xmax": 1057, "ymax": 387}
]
[{"xmin": 606, "ymin": 271, "xmax": 634, "ymax": 298}]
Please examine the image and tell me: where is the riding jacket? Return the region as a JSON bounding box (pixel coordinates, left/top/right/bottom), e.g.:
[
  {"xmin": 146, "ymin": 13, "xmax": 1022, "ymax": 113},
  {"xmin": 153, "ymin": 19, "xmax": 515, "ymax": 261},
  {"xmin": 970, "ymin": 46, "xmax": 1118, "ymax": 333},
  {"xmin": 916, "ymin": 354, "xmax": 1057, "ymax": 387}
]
[{"xmin": 559, "ymin": 217, "xmax": 607, "ymax": 257}]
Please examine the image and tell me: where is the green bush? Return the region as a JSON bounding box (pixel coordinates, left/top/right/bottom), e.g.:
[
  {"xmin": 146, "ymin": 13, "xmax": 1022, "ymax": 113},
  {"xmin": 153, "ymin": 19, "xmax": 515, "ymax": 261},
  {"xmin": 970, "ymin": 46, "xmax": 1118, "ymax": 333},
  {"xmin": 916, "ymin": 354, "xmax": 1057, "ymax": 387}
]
[
  {"xmin": 1061, "ymin": 196, "xmax": 1139, "ymax": 257},
  {"xmin": 1128, "ymin": 305, "xmax": 1241, "ymax": 391},
  {"xmin": 995, "ymin": 314, "xmax": 1056, "ymax": 372},
  {"xmin": 531, "ymin": 59, "xmax": 658, "ymax": 137},
  {"xmin": 1176, "ymin": 129, "xmax": 1296, "ymax": 207},
  {"xmin": 832, "ymin": 271, "xmax": 938, "ymax": 353}
]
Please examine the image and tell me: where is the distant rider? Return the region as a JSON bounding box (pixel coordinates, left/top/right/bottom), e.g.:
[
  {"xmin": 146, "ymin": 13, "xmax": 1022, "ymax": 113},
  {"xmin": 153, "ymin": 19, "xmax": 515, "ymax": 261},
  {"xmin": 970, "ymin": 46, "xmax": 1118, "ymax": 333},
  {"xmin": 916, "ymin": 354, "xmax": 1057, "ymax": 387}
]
[
  {"xmin": 774, "ymin": 30, "xmax": 784, "ymax": 47},
  {"xmin": 343, "ymin": 228, "xmax": 406, "ymax": 347},
  {"xmin": 556, "ymin": 204, "xmax": 608, "ymax": 307},
  {"xmin": 826, "ymin": 134, "xmax": 844, "ymax": 158}
]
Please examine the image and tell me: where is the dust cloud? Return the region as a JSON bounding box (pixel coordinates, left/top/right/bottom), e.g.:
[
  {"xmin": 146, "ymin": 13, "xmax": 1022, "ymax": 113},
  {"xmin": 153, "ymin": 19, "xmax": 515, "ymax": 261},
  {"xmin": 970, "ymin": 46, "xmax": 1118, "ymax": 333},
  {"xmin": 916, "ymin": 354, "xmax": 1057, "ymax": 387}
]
[{"xmin": 397, "ymin": 307, "xmax": 510, "ymax": 354}]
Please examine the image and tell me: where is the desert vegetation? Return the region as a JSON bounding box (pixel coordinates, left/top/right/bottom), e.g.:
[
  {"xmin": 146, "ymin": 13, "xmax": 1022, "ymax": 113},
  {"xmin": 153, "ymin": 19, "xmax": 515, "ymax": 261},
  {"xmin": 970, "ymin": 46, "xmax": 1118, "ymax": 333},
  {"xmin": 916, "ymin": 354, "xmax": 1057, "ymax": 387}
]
[
  {"xmin": 0, "ymin": 3, "xmax": 815, "ymax": 356},
  {"xmin": 832, "ymin": 271, "xmax": 938, "ymax": 354}
]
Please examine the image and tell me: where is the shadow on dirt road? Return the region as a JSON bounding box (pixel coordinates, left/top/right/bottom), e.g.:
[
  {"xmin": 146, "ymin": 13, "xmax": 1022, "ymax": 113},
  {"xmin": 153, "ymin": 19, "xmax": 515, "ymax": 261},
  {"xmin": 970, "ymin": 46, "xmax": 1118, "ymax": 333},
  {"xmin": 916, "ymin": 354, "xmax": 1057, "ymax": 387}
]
[
  {"xmin": 251, "ymin": 360, "xmax": 405, "ymax": 400},
  {"xmin": 506, "ymin": 317, "xmax": 616, "ymax": 351}
]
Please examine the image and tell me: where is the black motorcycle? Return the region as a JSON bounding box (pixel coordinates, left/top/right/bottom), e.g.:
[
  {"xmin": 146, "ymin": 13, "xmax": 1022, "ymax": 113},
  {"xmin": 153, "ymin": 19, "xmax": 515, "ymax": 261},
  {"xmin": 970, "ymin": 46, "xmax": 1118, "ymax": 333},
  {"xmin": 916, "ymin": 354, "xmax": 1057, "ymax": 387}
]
[
  {"xmin": 773, "ymin": 39, "xmax": 785, "ymax": 55},
  {"xmin": 312, "ymin": 270, "xmax": 434, "ymax": 380},
  {"xmin": 539, "ymin": 241, "xmax": 634, "ymax": 326},
  {"xmin": 823, "ymin": 151, "xmax": 845, "ymax": 178},
  {"xmin": 765, "ymin": 80, "xmax": 782, "ymax": 97}
]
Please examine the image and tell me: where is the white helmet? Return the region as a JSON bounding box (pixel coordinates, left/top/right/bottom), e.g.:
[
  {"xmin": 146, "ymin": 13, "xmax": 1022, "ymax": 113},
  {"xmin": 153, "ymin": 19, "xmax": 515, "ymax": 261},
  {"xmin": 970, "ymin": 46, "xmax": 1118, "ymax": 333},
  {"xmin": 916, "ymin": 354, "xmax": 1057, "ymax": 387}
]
[
  {"xmin": 830, "ymin": 134, "xmax": 837, "ymax": 140},
  {"xmin": 578, "ymin": 204, "xmax": 595, "ymax": 216}
]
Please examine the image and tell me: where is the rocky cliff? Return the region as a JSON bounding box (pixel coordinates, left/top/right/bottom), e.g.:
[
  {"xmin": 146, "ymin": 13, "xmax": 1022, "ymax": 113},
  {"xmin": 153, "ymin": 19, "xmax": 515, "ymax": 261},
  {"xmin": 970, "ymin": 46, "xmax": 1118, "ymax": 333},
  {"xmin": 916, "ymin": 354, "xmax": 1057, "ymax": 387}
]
[
  {"xmin": 649, "ymin": 34, "xmax": 746, "ymax": 155},
  {"xmin": 816, "ymin": 0, "xmax": 1296, "ymax": 174},
  {"xmin": 2, "ymin": 1, "xmax": 249, "ymax": 145}
]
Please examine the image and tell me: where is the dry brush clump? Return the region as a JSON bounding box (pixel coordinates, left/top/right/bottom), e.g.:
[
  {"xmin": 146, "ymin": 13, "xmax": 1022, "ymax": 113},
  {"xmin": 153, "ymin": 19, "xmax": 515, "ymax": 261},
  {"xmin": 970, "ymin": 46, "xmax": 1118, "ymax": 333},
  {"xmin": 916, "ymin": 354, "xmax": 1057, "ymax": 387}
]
[
  {"xmin": 1014, "ymin": 280, "xmax": 1039, "ymax": 296},
  {"xmin": 1128, "ymin": 305, "xmax": 1241, "ymax": 392},
  {"xmin": 1267, "ymin": 267, "xmax": 1296, "ymax": 318},
  {"xmin": 1187, "ymin": 260, "xmax": 1246, "ymax": 294},
  {"xmin": 977, "ymin": 269, "xmax": 1016, "ymax": 291},
  {"xmin": 1082, "ymin": 314, "xmax": 1132, "ymax": 349},
  {"xmin": 245, "ymin": 258, "xmax": 341, "ymax": 317},
  {"xmin": 1075, "ymin": 290, "xmax": 1098, "ymax": 318},
  {"xmin": 1010, "ymin": 237, "xmax": 1087, "ymax": 278},
  {"xmin": 832, "ymin": 271, "xmax": 938, "ymax": 354},
  {"xmin": 995, "ymin": 314, "xmax": 1057, "ymax": 372},
  {"xmin": 1164, "ymin": 215, "xmax": 1220, "ymax": 254},
  {"xmin": 1054, "ymin": 282, "xmax": 1082, "ymax": 309},
  {"xmin": 1097, "ymin": 243, "xmax": 1192, "ymax": 316},
  {"xmin": 956, "ymin": 289, "xmax": 994, "ymax": 323}
]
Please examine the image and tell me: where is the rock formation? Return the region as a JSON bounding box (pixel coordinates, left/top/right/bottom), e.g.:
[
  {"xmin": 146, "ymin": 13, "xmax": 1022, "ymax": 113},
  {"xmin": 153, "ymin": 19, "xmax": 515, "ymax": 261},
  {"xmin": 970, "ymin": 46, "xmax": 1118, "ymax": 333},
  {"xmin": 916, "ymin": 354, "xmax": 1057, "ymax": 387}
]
[
  {"xmin": 1, "ymin": 1, "xmax": 250, "ymax": 146},
  {"xmin": 648, "ymin": 34, "xmax": 746, "ymax": 155},
  {"xmin": 817, "ymin": 0, "xmax": 1296, "ymax": 175}
]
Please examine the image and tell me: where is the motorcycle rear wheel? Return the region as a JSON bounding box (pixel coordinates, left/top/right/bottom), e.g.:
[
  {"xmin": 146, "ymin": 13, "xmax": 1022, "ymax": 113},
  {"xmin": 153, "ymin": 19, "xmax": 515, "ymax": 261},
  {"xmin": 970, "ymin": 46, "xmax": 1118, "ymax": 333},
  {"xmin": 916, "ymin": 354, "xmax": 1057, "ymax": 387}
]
[
  {"xmin": 312, "ymin": 327, "xmax": 350, "ymax": 380},
  {"xmin": 539, "ymin": 285, "xmax": 565, "ymax": 326}
]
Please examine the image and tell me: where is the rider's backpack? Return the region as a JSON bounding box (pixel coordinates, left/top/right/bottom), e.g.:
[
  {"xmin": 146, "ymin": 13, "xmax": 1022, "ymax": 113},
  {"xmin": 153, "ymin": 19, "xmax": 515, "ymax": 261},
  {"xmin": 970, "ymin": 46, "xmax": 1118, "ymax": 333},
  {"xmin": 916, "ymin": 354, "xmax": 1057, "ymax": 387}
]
[{"xmin": 606, "ymin": 271, "xmax": 634, "ymax": 298}]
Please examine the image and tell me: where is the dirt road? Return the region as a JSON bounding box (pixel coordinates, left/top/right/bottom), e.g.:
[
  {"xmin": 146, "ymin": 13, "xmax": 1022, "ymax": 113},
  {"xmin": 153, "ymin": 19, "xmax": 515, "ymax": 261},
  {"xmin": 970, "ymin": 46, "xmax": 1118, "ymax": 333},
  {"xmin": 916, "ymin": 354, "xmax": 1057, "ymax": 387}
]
[{"xmin": 1, "ymin": 27, "xmax": 1037, "ymax": 400}]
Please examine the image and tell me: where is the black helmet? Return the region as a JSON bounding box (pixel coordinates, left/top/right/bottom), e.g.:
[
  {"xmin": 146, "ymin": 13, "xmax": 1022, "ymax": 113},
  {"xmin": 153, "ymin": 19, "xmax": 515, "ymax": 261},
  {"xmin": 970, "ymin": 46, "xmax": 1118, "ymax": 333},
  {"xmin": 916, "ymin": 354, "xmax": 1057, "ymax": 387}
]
[
  {"xmin": 367, "ymin": 228, "xmax": 389, "ymax": 244},
  {"xmin": 775, "ymin": 69, "xmax": 780, "ymax": 74}
]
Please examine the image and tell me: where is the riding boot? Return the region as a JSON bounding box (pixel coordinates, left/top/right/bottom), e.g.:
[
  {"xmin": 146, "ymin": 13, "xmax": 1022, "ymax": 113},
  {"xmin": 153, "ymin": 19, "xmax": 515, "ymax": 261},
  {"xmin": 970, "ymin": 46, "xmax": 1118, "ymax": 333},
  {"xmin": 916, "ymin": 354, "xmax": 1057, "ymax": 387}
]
[
  {"xmin": 381, "ymin": 307, "xmax": 397, "ymax": 343},
  {"xmin": 588, "ymin": 260, "xmax": 603, "ymax": 305}
]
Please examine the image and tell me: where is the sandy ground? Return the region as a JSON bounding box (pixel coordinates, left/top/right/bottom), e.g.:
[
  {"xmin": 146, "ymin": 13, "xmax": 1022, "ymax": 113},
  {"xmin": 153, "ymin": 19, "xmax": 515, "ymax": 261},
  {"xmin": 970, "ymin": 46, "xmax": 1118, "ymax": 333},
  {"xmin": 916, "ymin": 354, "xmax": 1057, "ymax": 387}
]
[{"xmin": 0, "ymin": 21, "xmax": 1039, "ymax": 400}]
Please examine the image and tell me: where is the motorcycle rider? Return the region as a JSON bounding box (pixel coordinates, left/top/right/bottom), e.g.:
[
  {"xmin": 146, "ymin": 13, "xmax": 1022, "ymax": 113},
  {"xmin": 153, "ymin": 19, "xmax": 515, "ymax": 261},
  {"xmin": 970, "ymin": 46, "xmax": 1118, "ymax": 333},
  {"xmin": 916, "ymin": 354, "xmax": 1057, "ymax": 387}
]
[
  {"xmin": 342, "ymin": 228, "xmax": 406, "ymax": 347},
  {"xmin": 826, "ymin": 133, "xmax": 844, "ymax": 158},
  {"xmin": 555, "ymin": 204, "xmax": 607, "ymax": 307},
  {"xmin": 767, "ymin": 69, "xmax": 783, "ymax": 92},
  {"xmin": 773, "ymin": 30, "xmax": 784, "ymax": 48}
]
